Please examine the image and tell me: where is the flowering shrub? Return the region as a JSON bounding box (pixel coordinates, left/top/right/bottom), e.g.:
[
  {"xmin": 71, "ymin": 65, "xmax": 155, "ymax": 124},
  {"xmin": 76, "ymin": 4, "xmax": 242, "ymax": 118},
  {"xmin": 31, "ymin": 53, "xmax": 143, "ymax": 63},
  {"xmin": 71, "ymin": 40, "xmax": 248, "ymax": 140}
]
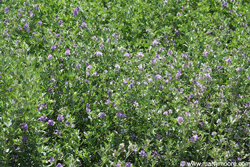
[{"xmin": 0, "ymin": 0, "xmax": 250, "ymax": 166}]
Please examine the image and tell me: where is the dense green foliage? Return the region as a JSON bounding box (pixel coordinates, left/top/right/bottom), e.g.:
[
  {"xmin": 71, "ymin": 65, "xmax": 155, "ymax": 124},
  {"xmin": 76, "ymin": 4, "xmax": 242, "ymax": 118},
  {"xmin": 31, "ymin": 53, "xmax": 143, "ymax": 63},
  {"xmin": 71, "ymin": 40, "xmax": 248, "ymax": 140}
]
[{"xmin": 1, "ymin": 0, "xmax": 250, "ymax": 166}]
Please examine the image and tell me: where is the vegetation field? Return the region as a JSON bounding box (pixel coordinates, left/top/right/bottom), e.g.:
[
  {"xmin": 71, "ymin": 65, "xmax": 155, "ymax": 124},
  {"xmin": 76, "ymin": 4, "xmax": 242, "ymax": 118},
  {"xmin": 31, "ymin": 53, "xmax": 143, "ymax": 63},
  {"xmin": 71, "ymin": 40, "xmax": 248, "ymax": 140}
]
[{"xmin": 1, "ymin": 0, "xmax": 250, "ymax": 166}]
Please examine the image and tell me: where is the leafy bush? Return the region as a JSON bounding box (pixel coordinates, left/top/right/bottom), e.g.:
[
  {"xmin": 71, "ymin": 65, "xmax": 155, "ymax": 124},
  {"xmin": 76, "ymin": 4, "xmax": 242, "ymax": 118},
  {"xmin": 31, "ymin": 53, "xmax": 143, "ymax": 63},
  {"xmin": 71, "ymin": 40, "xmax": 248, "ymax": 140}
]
[{"xmin": 0, "ymin": 0, "xmax": 250, "ymax": 166}]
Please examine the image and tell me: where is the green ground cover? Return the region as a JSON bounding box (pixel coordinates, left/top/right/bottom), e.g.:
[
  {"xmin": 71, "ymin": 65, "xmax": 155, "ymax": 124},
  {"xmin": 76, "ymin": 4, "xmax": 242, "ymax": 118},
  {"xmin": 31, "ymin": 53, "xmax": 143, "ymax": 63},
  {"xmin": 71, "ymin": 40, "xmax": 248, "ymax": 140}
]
[{"xmin": 0, "ymin": 0, "xmax": 250, "ymax": 166}]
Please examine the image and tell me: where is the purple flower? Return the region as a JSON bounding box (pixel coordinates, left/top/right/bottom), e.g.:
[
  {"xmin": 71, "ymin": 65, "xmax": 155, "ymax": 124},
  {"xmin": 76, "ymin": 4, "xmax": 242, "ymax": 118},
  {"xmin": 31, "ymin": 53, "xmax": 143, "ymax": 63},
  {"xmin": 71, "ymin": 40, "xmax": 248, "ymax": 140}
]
[
  {"xmin": 221, "ymin": 1, "xmax": 228, "ymax": 7},
  {"xmin": 13, "ymin": 145, "xmax": 18, "ymax": 149},
  {"xmin": 48, "ymin": 158, "xmax": 55, "ymax": 162},
  {"xmin": 116, "ymin": 164, "xmax": 121, "ymax": 167},
  {"xmin": 48, "ymin": 54, "xmax": 53, "ymax": 60},
  {"xmin": 48, "ymin": 120, "xmax": 55, "ymax": 126},
  {"xmin": 139, "ymin": 150, "xmax": 147, "ymax": 157},
  {"xmin": 79, "ymin": 22, "xmax": 87, "ymax": 28},
  {"xmin": 24, "ymin": 23, "xmax": 29, "ymax": 29},
  {"xmin": 115, "ymin": 64, "xmax": 120, "ymax": 69},
  {"xmin": 131, "ymin": 134, "xmax": 138, "ymax": 139},
  {"xmin": 22, "ymin": 136, "xmax": 28, "ymax": 143},
  {"xmin": 65, "ymin": 121, "xmax": 71, "ymax": 126},
  {"xmin": 190, "ymin": 134, "xmax": 198, "ymax": 141},
  {"xmin": 86, "ymin": 107, "xmax": 91, "ymax": 112},
  {"xmin": 21, "ymin": 123, "xmax": 28, "ymax": 130},
  {"xmin": 86, "ymin": 65, "xmax": 92, "ymax": 70},
  {"xmin": 18, "ymin": 26, "xmax": 23, "ymax": 31},
  {"xmin": 163, "ymin": 111, "xmax": 168, "ymax": 116},
  {"xmin": 155, "ymin": 74, "xmax": 162, "ymax": 80},
  {"xmin": 76, "ymin": 63, "xmax": 81, "ymax": 68},
  {"xmin": 121, "ymin": 113, "xmax": 126, "ymax": 118},
  {"xmin": 65, "ymin": 49, "xmax": 70, "ymax": 55},
  {"xmin": 5, "ymin": 7, "xmax": 9, "ymax": 13},
  {"xmin": 39, "ymin": 116, "xmax": 47, "ymax": 123},
  {"xmin": 4, "ymin": 19, "xmax": 9, "ymax": 24},
  {"xmin": 51, "ymin": 45, "xmax": 57, "ymax": 50},
  {"xmin": 168, "ymin": 49, "xmax": 172, "ymax": 55},
  {"xmin": 177, "ymin": 117, "xmax": 184, "ymax": 124},
  {"xmin": 57, "ymin": 114, "xmax": 64, "ymax": 121},
  {"xmin": 177, "ymin": 12, "xmax": 181, "ymax": 16},
  {"xmin": 38, "ymin": 21, "xmax": 42, "ymax": 25},
  {"xmin": 40, "ymin": 103, "xmax": 47, "ymax": 109},
  {"xmin": 85, "ymin": 103, "xmax": 90, "ymax": 108},
  {"xmin": 58, "ymin": 20, "xmax": 63, "ymax": 25},
  {"xmin": 226, "ymin": 58, "xmax": 231, "ymax": 64},
  {"xmin": 13, "ymin": 155, "xmax": 18, "ymax": 161},
  {"xmin": 56, "ymin": 163, "xmax": 63, "ymax": 167},
  {"xmin": 126, "ymin": 162, "xmax": 132, "ymax": 167},
  {"xmin": 206, "ymin": 31, "xmax": 211, "ymax": 35},
  {"xmin": 117, "ymin": 111, "xmax": 122, "ymax": 117},
  {"xmin": 123, "ymin": 78, "xmax": 129, "ymax": 84},
  {"xmin": 175, "ymin": 30, "xmax": 179, "ymax": 36},
  {"xmin": 99, "ymin": 112, "xmax": 106, "ymax": 119},
  {"xmin": 73, "ymin": 8, "xmax": 79, "ymax": 17},
  {"xmin": 180, "ymin": 161, "xmax": 187, "ymax": 167},
  {"xmin": 236, "ymin": 67, "xmax": 243, "ymax": 72},
  {"xmin": 138, "ymin": 64, "xmax": 144, "ymax": 70},
  {"xmin": 203, "ymin": 51, "xmax": 208, "ymax": 58},
  {"xmin": 105, "ymin": 99, "xmax": 110, "ymax": 105},
  {"xmin": 128, "ymin": 83, "xmax": 134, "ymax": 88},
  {"xmin": 56, "ymin": 131, "xmax": 62, "ymax": 136},
  {"xmin": 7, "ymin": 87, "xmax": 13, "ymax": 92},
  {"xmin": 91, "ymin": 36, "xmax": 98, "ymax": 40},
  {"xmin": 95, "ymin": 51, "xmax": 103, "ymax": 56},
  {"xmin": 152, "ymin": 39, "xmax": 159, "ymax": 46},
  {"xmin": 176, "ymin": 70, "xmax": 181, "ymax": 78},
  {"xmin": 155, "ymin": 54, "xmax": 161, "ymax": 59},
  {"xmin": 157, "ymin": 134, "xmax": 162, "ymax": 140},
  {"xmin": 136, "ymin": 52, "xmax": 144, "ymax": 57},
  {"xmin": 124, "ymin": 53, "xmax": 130, "ymax": 57}
]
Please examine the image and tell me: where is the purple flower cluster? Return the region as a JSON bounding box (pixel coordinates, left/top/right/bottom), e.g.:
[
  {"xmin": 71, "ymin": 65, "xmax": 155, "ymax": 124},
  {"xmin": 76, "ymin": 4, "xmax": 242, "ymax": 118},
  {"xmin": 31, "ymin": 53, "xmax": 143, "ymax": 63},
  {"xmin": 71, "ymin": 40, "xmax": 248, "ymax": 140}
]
[
  {"xmin": 21, "ymin": 123, "xmax": 28, "ymax": 130},
  {"xmin": 126, "ymin": 162, "xmax": 132, "ymax": 167},
  {"xmin": 58, "ymin": 20, "xmax": 63, "ymax": 25},
  {"xmin": 48, "ymin": 120, "xmax": 55, "ymax": 126},
  {"xmin": 57, "ymin": 114, "xmax": 64, "ymax": 121},
  {"xmin": 86, "ymin": 104, "xmax": 91, "ymax": 112},
  {"xmin": 65, "ymin": 48, "xmax": 70, "ymax": 55},
  {"xmin": 139, "ymin": 150, "xmax": 147, "ymax": 157},
  {"xmin": 37, "ymin": 103, "xmax": 47, "ymax": 111},
  {"xmin": 79, "ymin": 22, "xmax": 87, "ymax": 29},
  {"xmin": 39, "ymin": 116, "xmax": 47, "ymax": 123},
  {"xmin": 155, "ymin": 74, "xmax": 162, "ymax": 80},
  {"xmin": 221, "ymin": 1, "xmax": 228, "ymax": 7},
  {"xmin": 99, "ymin": 112, "xmax": 106, "ymax": 119},
  {"xmin": 73, "ymin": 6, "xmax": 80, "ymax": 17},
  {"xmin": 152, "ymin": 39, "xmax": 159, "ymax": 46},
  {"xmin": 116, "ymin": 111, "xmax": 126, "ymax": 118},
  {"xmin": 22, "ymin": 136, "xmax": 28, "ymax": 143},
  {"xmin": 5, "ymin": 7, "xmax": 9, "ymax": 13},
  {"xmin": 95, "ymin": 51, "xmax": 103, "ymax": 56},
  {"xmin": 177, "ymin": 116, "xmax": 184, "ymax": 124}
]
